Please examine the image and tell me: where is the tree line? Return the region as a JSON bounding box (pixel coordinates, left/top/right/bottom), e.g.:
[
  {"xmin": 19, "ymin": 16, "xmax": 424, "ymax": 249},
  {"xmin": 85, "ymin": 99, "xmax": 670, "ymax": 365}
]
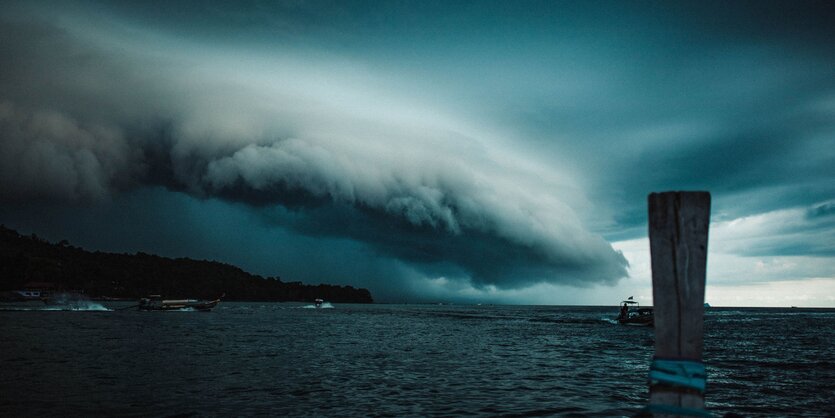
[{"xmin": 0, "ymin": 225, "xmax": 373, "ymax": 303}]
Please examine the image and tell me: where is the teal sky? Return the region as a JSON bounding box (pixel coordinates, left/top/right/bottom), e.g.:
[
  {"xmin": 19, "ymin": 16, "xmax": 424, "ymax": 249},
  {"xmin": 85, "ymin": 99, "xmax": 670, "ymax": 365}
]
[{"xmin": 1, "ymin": 1, "xmax": 834, "ymax": 305}]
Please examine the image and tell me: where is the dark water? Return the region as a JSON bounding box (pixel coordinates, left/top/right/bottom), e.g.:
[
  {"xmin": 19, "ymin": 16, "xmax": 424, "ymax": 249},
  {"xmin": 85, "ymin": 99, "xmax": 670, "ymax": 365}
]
[{"xmin": 1, "ymin": 303, "xmax": 833, "ymax": 417}]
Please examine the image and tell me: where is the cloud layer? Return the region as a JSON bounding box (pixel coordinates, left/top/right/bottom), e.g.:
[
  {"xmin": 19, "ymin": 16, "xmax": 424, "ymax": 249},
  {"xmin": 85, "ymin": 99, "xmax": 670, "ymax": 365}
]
[
  {"xmin": 0, "ymin": 13, "xmax": 627, "ymax": 290},
  {"xmin": 2, "ymin": 1, "xmax": 833, "ymax": 304}
]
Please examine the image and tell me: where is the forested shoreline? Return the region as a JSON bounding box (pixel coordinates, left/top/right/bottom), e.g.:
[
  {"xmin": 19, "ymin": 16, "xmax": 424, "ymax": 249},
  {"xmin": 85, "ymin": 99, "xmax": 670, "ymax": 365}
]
[{"xmin": 0, "ymin": 225, "xmax": 373, "ymax": 303}]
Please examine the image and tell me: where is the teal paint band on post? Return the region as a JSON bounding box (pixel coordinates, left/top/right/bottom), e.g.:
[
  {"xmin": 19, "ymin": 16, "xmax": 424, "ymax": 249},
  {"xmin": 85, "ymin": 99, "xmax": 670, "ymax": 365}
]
[
  {"xmin": 649, "ymin": 359, "xmax": 707, "ymax": 392},
  {"xmin": 644, "ymin": 403, "xmax": 714, "ymax": 417}
]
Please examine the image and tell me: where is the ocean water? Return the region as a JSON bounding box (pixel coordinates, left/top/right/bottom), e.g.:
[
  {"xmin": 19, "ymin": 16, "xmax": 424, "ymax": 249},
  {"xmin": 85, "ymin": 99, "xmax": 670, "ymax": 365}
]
[{"xmin": 1, "ymin": 303, "xmax": 833, "ymax": 417}]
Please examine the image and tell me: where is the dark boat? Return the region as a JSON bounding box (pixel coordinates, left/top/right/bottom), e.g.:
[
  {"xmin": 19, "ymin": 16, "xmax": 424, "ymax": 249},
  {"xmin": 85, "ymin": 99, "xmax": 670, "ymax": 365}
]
[
  {"xmin": 138, "ymin": 295, "xmax": 221, "ymax": 312},
  {"xmin": 617, "ymin": 298, "xmax": 654, "ymax": 326}
]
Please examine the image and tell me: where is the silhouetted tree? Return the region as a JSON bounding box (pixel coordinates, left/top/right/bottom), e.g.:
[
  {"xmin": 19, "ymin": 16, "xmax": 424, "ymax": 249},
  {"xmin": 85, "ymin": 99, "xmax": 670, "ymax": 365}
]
[{"xmin": 0, "ymin": 226, "xmax": 372, "ymax": 303}]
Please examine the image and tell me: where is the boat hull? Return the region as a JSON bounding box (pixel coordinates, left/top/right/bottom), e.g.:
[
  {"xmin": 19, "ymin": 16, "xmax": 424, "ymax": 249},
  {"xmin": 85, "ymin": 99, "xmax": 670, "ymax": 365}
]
[
  {"xmin": 617, "ymin": 315, "xmax": 654, "ymax": 326},
  {"xmin": 138, "ymin": 298, "xmax": 220, "ymax": 312}
]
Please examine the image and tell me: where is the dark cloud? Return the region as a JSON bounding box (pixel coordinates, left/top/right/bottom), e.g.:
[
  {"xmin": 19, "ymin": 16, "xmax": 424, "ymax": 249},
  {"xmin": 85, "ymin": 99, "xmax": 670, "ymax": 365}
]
[
  {"xmin": 0, "ymin": 10, "xmax": 628, "ymax": 294},
  {"xmin": 807, "ymin": 201, "xmax": 835, "ymax": 220},
  {"xmin": 2, "ymin": 1, "xmax": 833, "ymax": 302},
  {"xmin": 0, "ymin": 101, "xmax": 140, "ymax": 202},
  {"xmin": 260, "ymin": 202, "xmax": 625, "ymax": 288},
  {"xmin": 662, "ymin": 1, "xmax": 835, "ymax": 46},
  {"xmin": 515, "ymin": 34, "xmax": 835, "ymax": 240}
]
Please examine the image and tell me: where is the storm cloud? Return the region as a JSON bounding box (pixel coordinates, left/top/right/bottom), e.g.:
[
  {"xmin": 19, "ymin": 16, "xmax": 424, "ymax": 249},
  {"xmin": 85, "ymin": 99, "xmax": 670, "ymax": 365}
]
[
  {"xmin": 2, "ymin": 0, "xmax": 833, "ymax": 304},
  {"xmin": 0, "ymin": 10, "xmax": 627, "ymax": 290}
]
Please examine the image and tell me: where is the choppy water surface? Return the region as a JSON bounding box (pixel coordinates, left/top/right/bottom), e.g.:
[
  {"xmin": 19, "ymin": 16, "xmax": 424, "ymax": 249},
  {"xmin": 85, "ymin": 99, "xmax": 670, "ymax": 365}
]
[{"xmin": 1, "ymin": 304, "xmax": 832, "ymax": 417}]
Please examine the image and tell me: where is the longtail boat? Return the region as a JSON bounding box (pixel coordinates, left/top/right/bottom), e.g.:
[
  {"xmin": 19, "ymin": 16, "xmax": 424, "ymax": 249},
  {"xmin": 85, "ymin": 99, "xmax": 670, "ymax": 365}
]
[{"xmin": 138, "ymin": 295, "xmax": 221, "ymax": 311}]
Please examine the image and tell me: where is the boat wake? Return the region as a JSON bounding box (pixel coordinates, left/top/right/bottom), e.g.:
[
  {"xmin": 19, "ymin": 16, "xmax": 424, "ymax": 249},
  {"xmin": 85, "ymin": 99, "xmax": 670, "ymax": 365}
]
[
  {"xmin": 36, "ymin": 292, "xmax": 112, "ymax": 311},
  {"xmin": 0, "ymin": 303, "xmax": 111, "ymax": 311},
  {"xmin": 45, "ymin": 302, "xmax": 110, "ymax": 311},
  {"xmin": 600, "ymin": 317, "xmax": 619, "ymax": 325},
  {"xmin": 301, "ymin": 302, "xmax": 334, "ymax": 309}
]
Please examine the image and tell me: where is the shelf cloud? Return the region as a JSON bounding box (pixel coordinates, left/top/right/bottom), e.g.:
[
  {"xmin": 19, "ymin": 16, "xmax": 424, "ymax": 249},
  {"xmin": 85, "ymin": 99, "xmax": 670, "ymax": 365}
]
[
  {"xmin": 2, "ymin": 0, "xmax": 833, "ymax": 304},
  {"xmin": 0, "ymin": 16, "xmax": 627, "ymax": 290}
]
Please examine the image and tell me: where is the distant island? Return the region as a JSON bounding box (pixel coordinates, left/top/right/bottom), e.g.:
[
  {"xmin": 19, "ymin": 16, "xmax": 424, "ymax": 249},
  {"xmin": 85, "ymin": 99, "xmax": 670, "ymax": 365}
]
[{"xmin": 0, "ymin": 225, "xmax": 373, "ymax": 303}]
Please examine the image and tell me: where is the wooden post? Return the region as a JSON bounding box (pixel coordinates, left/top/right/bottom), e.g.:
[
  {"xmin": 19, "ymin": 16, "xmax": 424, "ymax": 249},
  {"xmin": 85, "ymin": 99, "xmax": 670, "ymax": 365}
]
[{"xmin": 648, "ymin": 191, "xmax": 711, "ymax": 416}]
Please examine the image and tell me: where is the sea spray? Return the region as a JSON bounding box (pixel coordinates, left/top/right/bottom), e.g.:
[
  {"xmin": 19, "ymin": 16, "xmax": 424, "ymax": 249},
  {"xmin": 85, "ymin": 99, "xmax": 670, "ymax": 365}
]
[
  {"xmin": 42, "ymin": 292, "xmax": 112, "ymax": 311},
  {"xmin": 41, "ymin": 302, "xmax": 111, "ymax": 311},
  {"xmin": 301, "ymin": 302, "xmax": 335, "ymax": 309}
]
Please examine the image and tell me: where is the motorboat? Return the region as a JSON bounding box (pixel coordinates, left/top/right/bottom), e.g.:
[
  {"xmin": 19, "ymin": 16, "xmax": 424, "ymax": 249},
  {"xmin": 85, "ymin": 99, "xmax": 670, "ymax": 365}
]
[
  {"xmin": 314, "ymin": 298, "xmax": 324, "ymax": 308},
  {"xmin": 138, "ymin": 295, "xmax": 221, "ymax": 311},
  {"xmin": 617, "ymin": 298, "xmax": 654, "ymax": 326}
]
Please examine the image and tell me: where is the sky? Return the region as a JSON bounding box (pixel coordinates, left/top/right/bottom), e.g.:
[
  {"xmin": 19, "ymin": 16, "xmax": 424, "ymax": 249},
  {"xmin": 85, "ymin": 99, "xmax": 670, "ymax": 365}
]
[{"xmin": 1, "ymin": 0, "xmax": 833, "ymax": 306}]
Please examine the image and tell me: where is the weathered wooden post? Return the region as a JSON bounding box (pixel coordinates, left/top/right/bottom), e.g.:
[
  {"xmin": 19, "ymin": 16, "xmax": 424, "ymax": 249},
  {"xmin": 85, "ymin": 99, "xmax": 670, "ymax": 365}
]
[{"xmin": 647, "ymin": 191, "xmax": 711, "ymax": 417}]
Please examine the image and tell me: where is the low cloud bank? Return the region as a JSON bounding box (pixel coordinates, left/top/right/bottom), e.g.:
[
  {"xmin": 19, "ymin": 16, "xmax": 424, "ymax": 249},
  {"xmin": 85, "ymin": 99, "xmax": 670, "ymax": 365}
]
[{"xmin": 0, "ymin": 17, "xmax": 628, "ymax": 289}]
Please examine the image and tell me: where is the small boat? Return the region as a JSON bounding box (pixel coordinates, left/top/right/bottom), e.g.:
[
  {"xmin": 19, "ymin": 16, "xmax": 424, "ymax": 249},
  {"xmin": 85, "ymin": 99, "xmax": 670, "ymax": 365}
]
[
  {"xmin": 617, "ymin": 298, "xmax": 654, "ymax": 326},
  {"xmin": 10, "ymin": 282, "xmax": 55, "ymax": 301},
  {"xmin": 138, "ymin": 295, "xmax": 221, "ymax": 311},
  {"xmin": 314, "ymin": 298, "xmax": 324, "ymax": 308}
]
